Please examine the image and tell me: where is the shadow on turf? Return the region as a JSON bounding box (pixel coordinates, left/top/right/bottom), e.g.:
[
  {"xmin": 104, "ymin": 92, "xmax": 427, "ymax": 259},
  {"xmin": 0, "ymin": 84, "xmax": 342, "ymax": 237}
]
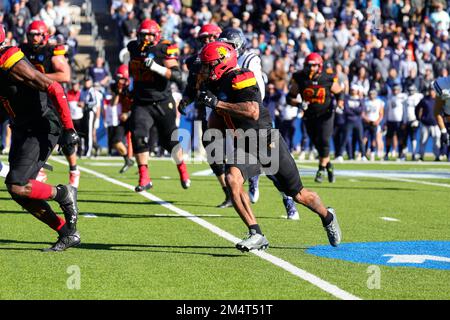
[{"xmin": 0, "ymin": 239, "xmax": 243, "ymax": 257}]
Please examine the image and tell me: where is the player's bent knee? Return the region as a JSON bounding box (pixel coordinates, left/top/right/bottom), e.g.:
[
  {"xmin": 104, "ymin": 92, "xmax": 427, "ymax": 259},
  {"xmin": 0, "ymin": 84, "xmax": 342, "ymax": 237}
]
[
  {"xmin": 62, "ymin": 144, "xmax": 75, "ymax": 156},
  {"xmin": 132, "ymin": 136, "xmax": 149, "ymax": 154}
]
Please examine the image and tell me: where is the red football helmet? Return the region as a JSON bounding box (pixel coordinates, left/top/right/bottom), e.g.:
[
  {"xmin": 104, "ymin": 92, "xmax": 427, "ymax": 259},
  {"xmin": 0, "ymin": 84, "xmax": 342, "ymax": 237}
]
[
  {"xmin": 138, "ymin": 19, "xmax": 161, "ymax": 45},
  {"xmin": 116, "ymin": 64, "xmax": 129, "ymax": 80},
  {"xmin": 0, "ymin": 24, "xmax": 5, "ymax": 45},
  {"xmin": 198, "ymin": 24, "xmax": 222, "ymax": 39},
  {"xmin": 26, "ymin": 20, "xmax": 49, "ymax": 46},
  {"xmin": 304, "ymin": 52, "xmax": 323, "ymax": 77},
  {"xmin": 200, "ymin": 41, "xmax": 237, "ymax": 81}
]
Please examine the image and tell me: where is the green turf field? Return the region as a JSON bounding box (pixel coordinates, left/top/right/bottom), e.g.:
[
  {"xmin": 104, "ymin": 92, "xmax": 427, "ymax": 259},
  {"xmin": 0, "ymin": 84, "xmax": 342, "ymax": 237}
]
[{"xmin": 0, "ymin": 156, "xmax": 449, "ymax": 300}]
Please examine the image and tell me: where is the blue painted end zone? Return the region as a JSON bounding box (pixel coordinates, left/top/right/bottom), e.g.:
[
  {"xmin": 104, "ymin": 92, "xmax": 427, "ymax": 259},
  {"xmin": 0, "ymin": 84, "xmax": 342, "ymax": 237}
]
[{"xmin": 306, "ymin": 241, "xmax": 450, "ymax": 270}]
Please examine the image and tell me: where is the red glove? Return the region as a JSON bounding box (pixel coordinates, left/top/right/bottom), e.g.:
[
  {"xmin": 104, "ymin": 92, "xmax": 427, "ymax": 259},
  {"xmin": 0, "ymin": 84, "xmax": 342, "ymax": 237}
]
[{"xmin": 47, "ymin": 81, "xmax": 74, "ymax": 130}]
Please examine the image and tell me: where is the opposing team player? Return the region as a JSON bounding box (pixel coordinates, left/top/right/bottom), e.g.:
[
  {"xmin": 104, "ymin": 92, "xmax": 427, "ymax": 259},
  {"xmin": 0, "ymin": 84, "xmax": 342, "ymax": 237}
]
[
  {"xmin": 20, "ymin": 20, "xmax": 80, "ymax": 188},
  {"xmin": 127, "ymin": 19, "xmax": 190, "ymax": 191},
  {"xmin": 433, "ymin": 76, "xmax": 450, "ymax": 155},
  {"xmin": 287, "ymin": 53, "xmax": 343, "ymax": 183},
  {"xmin": 196, "ymin": 42, "xmax": 341, "ymax": 251},
  {"xmin": 108, "ymin": 64, "xmax": 134, "ymax": 173},
  {"xmin": 219, "ymin": 28, "xmax": 299, "ymax": 220},
  {"xmin": 0, "ymin": 24, "xmax": 80, "ymax": 251}
]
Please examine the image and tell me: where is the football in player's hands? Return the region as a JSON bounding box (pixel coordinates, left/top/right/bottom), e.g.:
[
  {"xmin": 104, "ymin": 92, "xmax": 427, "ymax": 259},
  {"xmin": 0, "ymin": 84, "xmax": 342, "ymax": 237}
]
[
  {"xmin": 197, "ymin": 90, "xmax": 218, "ymax": 109},
  {"xmin": 61, "ymin": 128, "xmax": 80, "ymax": 147}
]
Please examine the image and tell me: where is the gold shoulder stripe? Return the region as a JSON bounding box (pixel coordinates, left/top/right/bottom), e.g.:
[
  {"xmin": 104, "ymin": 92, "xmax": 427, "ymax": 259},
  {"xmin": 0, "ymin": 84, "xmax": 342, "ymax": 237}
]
[
  {"xmin": 232, "ymin": 77, "xmax": 257, "ymax": 90},
  {"xmin": 167, "ymin": 48, "xmax": 179, "ymax": 55},
  {"xmin": 53, "ymin": 49, "xmax": 66, "ymax": 56},
  {"xmin": 1, "ymin": 51, "xmax": 24, "ymax": 70}
]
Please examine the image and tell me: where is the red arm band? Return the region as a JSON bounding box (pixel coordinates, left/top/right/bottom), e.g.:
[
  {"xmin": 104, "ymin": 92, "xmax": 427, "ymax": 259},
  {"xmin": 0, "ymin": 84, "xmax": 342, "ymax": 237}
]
[{"xmin": 47, "ymin": 81, "xmax": 74, "ymax": 129}]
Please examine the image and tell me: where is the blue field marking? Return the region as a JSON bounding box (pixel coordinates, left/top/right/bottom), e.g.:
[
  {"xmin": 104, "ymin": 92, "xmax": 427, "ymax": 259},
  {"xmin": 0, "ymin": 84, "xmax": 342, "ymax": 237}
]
[{"xmin": 306, "ymin": 241, "xmax": 450, "ymax": 270}]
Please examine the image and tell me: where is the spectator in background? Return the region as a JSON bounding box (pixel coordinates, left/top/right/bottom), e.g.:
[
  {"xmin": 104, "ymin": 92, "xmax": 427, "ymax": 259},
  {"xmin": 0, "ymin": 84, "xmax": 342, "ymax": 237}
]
[
  {"xmin": 402, "ymin": 85, "xmax": 423, "ymax": 160},
  {"xmin": 416, "ymin": 87, "xmax": 441, "ymax": 161},
  {"xmin": 39, "ymin": 0, "xmax": 57, "ymax": 29},
  {"xmin": 343, "ymin": 85, "xmax": 367, "ymax": 161},
  {"xmin": 430, "ymin": 1, "xmax": 450, "ymax": 32},
  {"xmin": 54, "ymin": 0, "xmax": 70, "ymax": 26},
  {"xmin": 87, "ymin": 57, "xmax": 111, "ymax": 91},
  {"xmin": 79, "ymin": 76, "xmax": 98, "ymax": 157}
]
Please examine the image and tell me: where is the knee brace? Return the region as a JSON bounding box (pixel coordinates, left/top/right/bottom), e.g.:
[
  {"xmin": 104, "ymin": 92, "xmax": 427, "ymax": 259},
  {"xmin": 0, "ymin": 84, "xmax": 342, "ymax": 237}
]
[
  {"xmin": 62, "ymin": 144, "xmax": 76, "ymax": 156},
  {"xmin": 132, "ymin": 136, "xmax": 149, "ymax": 154}
]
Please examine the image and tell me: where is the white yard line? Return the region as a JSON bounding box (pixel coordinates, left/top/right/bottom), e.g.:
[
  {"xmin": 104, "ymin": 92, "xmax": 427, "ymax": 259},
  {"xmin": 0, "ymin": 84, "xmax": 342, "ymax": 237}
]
[
  {"xmin": 380, "ymin": 217, "xmax": 400, "ymax": 222},
  {"xmin": 50, "ymin": 156, "xmax": 362, "ymax": 301}
]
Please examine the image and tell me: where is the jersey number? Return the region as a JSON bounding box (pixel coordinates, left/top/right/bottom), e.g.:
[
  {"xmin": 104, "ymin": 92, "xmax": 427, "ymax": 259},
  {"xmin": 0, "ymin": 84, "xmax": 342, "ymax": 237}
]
[{"xmin": 303, "ymin": 87, "xmax": 326, "ymax": 104}]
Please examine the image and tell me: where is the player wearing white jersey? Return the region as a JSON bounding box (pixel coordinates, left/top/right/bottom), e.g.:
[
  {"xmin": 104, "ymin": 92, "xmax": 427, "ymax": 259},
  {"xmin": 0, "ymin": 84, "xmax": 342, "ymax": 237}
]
[
  {"xmin": 433, "ymin": 76, "xmax": 450, "ymax": 151},
  {"xmin": 402, "ymin": 85, "xmax": 423, "ymax": 160},
  {"xmin": 362, "ymin": 89, "xmax": 384, "ymax": 161},
  {"xmin": 219, "ymin": 28, "xmax": 299, "ymax": 220}
]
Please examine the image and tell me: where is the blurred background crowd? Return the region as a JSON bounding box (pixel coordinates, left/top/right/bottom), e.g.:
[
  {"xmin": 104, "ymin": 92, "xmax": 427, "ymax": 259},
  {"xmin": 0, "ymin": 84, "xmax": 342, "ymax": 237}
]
[{"xmin": 1, "ymin": 0, "xmax": 450, "ymax": 161}]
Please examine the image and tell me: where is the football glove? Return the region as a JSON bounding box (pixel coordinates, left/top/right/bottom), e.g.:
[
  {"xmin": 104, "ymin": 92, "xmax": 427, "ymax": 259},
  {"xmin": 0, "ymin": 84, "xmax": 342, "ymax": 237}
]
[
  {"xmin": 441, "ymin": 130, "xmax": 449, "ymax": 146},
  {"xmin": 178, "ymin": 99, "xmax": 189, "ymax": 116},
  {"xmin": 60, "ymin": 128, "xmax": 80, "ymax": 147},
  {"xmin": 197, "ymin": 90, "xmax": 218, "ymax": 109}
]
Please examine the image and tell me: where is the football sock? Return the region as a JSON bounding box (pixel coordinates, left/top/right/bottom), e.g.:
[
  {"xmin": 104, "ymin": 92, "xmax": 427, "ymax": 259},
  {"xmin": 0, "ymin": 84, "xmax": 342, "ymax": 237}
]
[
  {"xmin": 319, "ymin": 165, "xmax": 326, "ymax": 171},
  {"xmin": 321, "ymin": 210, "xmax": 334, "ymax": 227},
  {"xmin": 29, "ymin": 180, "xmax": 53, "ymax": 200},
  {"xmin": 138, "ymin": 164, "xmax": 151, "ymax": 185},
  {"xmin": 249, "ymin": 224, "xmax": 262, "ymax": 235},
  {"xmin": 222, "ymin": 186, "xmax": 230, "ymax": 198},
  {"xmin": 53, "ymin": 185, "xmax": 68, "ymax": 203},
  {"xmin": 177, "ymin": 161, "xmax": 189, "ymax": 180},
  {"xmin": 69, "ymin": 165, "xmax": 77, "ymax": 171}
]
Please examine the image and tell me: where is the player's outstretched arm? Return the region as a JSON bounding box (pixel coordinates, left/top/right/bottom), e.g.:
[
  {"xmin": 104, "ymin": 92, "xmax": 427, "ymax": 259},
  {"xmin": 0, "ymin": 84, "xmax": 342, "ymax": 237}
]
[{"xmin": 9, "ymin": 59, "xmax": 74, "ymax": 130}]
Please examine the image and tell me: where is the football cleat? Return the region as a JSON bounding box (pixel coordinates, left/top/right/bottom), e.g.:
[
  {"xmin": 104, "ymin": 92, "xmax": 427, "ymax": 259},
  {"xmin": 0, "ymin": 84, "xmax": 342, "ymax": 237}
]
[
  {"xmin": 43, "ymin": 231, "xmax": 81, "ymax": 252},
  {"xmin": 235, "ymin": 231, "xmax": 269, "ymax": 252},
  {"xmin": 181, "ymin": 178, "xmax": 191, "ymax": 189},
  {"xmin": 217, "ymin": 197, "xmax": 233, "ymax": 208},
  {"xmin": 248, "ymin": 176, "xmax": 260, "ymax": 203},
  {"xmin": 324, "ymin": 208, "xmax": 342, "ymax": 247},
  {"xmin": 314, "ymin": 169, "xmax": 325, "ymax": 183},
  {"xmin": 119, "ymin": 158, "xmax": 135, "ymax": 174},
  {"xmin": 69, "ymin": 169, "xmax": 80, "ymax": 188},
  {"xmin": 135, "ymin": 181, "xmax": 153, "ymax": 192},
  {"xmin": 326, "ymin": 163, "xmax": 335, "ymax": 183},
  {"xmin": 283, "ymin": 196, "xmax": 299, "ymax": 220},
  {"xmin": 56, "ymin": 184, "xmax": 79, "ymax": 231}
]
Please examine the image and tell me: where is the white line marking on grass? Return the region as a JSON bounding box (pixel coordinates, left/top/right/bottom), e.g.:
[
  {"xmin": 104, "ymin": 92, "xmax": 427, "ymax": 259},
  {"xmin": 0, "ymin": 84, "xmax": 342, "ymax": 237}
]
[
  {"xmin": 50, "ymin": 156, "xmax": 361, "ymax": 301},
  {"xmin": 87, "ymin": 162, "xmax": 123, "ymax": 167},
  {"xmin": 161, "ymin": 176, "xmax": 171, "ymax": 180},
  {"xmin": 380, "ymin": 217, "xmax": 400, "ymax": 222},
  {"xmin": 381, "ymin": 176, "xmax": 450, "ymax": 188},
  {"xmin": 83, "ymin": 214, "xmax": 98, "ymax": 218}
]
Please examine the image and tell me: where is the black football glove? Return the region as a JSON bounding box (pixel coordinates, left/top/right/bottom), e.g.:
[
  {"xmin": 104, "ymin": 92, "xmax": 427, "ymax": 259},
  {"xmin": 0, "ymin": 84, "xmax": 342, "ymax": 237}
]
[
  {"xmin": 178, "ymin": 99, "xmax": 189, "ymax": 116},
  {"xmin": 60, "ymin": 128, "xmax": 80, "ymax": 147},
  {"xmin": 197, "ymin": 90, "xmax": 219, "ymax": 109},
  {"xmin": 441, "ymin": 130, "xmax": 449, "ymax": 146}
]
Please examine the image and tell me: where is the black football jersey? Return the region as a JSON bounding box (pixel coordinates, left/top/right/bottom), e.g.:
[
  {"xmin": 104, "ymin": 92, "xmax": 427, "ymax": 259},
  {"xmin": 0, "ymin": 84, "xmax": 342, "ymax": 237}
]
[
  {"xmin": 208, "ymin": 68, "xmax": 272, "ymax": 131},
  {"xmin": 20, "ymin": 43, "xmax": 66, "ymax": 74},
  {"xmin": 291, "ymin": 70, "xmax": 337, "ymax": 118},
  {"xmin": 0, "ymin": 46, "xmax": 50, "ymax": 129},
  {"xmin": 128, "ymin": 40, "xmax": 179, "ymax": 103}
]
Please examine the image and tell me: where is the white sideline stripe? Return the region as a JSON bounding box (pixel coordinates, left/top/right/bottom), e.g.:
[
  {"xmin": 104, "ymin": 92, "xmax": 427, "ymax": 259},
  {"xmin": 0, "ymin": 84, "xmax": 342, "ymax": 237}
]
[
  {"xmin": 381, "ymin": 176, "xmax": 450, "ymax": 188},
  {"xmin": 381, "ymin": 217, "xmax": 400, "ymax": 222},
  {"xmin": 83, "ymin": 214, "xmax": 98, "ymax": 218},
  {"xmin": 49, "ymin": 156, "xmax": 361, "ymax": 301}
]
